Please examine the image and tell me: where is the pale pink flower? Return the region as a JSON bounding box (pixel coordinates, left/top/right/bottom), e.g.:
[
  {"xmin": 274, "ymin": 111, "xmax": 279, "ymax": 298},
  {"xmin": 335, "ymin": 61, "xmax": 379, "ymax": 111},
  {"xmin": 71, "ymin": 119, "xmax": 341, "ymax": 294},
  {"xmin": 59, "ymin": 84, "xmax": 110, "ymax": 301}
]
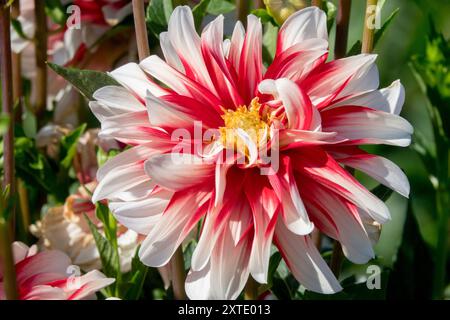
[
  {"xmin": 30, "ymin": 182, "xmax": 139, "ymax": 273},
  {"xmin": 90, "ymin": 7, "xmax": 412, "ymax": 299},
  {"xmin": 0, "ymin": 242, "xmax": 114, "ymax": 300}
]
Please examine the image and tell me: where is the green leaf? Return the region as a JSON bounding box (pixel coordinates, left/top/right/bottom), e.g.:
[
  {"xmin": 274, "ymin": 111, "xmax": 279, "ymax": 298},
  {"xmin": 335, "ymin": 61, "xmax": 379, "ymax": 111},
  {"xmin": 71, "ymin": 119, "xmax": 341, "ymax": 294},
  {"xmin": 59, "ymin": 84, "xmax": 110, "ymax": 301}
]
[
  {"xmin": 0, "ymin": 114, "xmax": 9, "ymax": 136},
  {"xmin": 262, "ymin": 22, "xmax": 278, "ymax": 65},
  {"xmin": 11, "ymin": 19, "xmax": 31, "ymax": 40},
  {"xmin": 146, "ymin": 0, "xmax": 174, "ymax": 38},
  {"xmin": 258, "ymin": 251, "xmax": 282, "ymax": 295},
  {"xmin": 251, "ymin": 8, "xmax": 277, "ymax": 25},
  {"xmin": 0, "ymin": 185, "xmax": 13, "ymax": 221},
  {"xmin": 85, "ymin": 214, "xmax": 120, "ymax": 295},
  {"xmin": 206, "ymin": 0, "xmax": 236, "ymax": 16},
  {"xmin": 45, "ymin": 0, "xmax": 67, "ymax": 26},
  {"xmin": 95, "ymin": 202, "xmax": 118, "ymax": 250},
  {"xmin": 347, "ymin": 8, "xmax": 399, "ymax": 56},
  {"xmin": 370, "ymin": 184, "xmax": 394, "ymax": 202},
  {"xmin": 192, "ymin": 0, "xmax": 211, "ymax": 30},
  {"xmin": 14, "ymin": 136, "xmax": 63, "ymax": 200},
  {"xmin": 47, "ymin": 62, "xmax": 120, "ymax": 100},
  {"xmin": 60, "ymin": 123, "xmax": 87, "ymax": 169},
  {"xmin": 325, "ymin": 1, "xmax": 337, "ymax": 33},
  {"xmin": 124, "ymin": 247, "xmax": 149, "ymax": 300},
  {"xmin": 183, "ymin": 240, "xmax": 196, "ymax": 271},
  {"xmin": 97, "ymin": 148, "xmax": 121, "ymax": 168}
]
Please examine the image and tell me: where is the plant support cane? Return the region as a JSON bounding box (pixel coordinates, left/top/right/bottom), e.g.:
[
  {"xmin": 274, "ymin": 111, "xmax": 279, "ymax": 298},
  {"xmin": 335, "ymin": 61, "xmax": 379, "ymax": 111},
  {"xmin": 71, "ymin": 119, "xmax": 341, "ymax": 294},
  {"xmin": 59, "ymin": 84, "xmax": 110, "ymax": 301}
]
[{"xmin": 0, "ymin": 0, "xmax": 18, "ymax": 300}]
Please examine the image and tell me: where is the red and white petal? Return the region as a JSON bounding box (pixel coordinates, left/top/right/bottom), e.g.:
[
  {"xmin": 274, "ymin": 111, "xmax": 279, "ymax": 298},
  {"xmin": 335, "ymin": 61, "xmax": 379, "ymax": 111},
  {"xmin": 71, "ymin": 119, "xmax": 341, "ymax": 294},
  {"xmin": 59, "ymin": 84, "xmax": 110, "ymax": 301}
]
[
  {"xmin": 187, "ymin": 200, "xmax": 253, "ymax": 300},
  {"xmin": 245, "ymin": 175, "xmax": 279, "ymax": 284},
  {"xmin": 321, "ymin": 106, "xmax": 413, "ymax": 147},
  {"xmin": 303, "ymin": 54, "xmax": 378, "ymax": 108},
  {"xmin": 159, "ymin": 31, "xmax": 185, "ymax": 73},
  {"xmin": 109, "ymin": 189, "xmax": 173, "ymax": 235},
  {"xmin": 139, "ymin": 188, "xmax": 211, "ymax": 267},
  {"xmin": 15, "ymin": 250, "xmax": 71, "ymax": 286},
  {"xmin": 259, "ymin": 78, "xmax": 319, "ymax": 130},
  {"xmin": 238, "ymin": 15, "xmax": 263, "ymax": 103},
  {"xmin": 201, "ymin": 15, "xmax": 243, "ymax": 108},
  {"xmin": 66, "ymin": 270, "xmax": 115, "ymax": 300},
  {"xmin": 274, "ymin": 218, "xmax": 342, "ymax": 294},
  {"xmin": 301, "ymin": 180, "xmax": 375, "ymax": 264},
  {"xmin": 228, "ymin": 21, "xmax": 245, "ymax": 72},
  {"xmin": 265, "ymin": 41, "xmax": 328, "ymax": 82},
  {"xmin": 328, "ymin": 80, "xmax": 405, "ymax": 115},
  {"xmin": 21, "ymin": 285, "xmax": 66, "ymax": 300},
  {"xmin": 144, "ymin": 153, "xmax": 214, "ymax": 192},
  {"xmin": 191, "ymin": 169, "xmax": 246, "ymax": 271},
  {"xmin": 334, "ymin": 151, "xmax": 410, "ymax": 198},
  {"xmin": 279, "ymin": 130, "xmax": 340, "ymax": 150},
  {"xmin": 139, "ymin": 55, "xmax": 222, "ymax": 112},
  {"xmin": 97, "ymin": 138, "xmax": 173, "ymax": 181},
  {"xmin": 146, "ymin": 91, "xmax": 199, "ymax": 129},
  {"xmin": 92, "ymin": 163, "xmax": 149, "ymax": 202},
  {"xmin": 93, "ymin": 85, "xmax": 145, "ymax": 114},
  {"xmin": 268, "ymin": 156, "xmax": 314, "ymax": 235},
  {"xmin": 12, "ymin": 242, "xmax": 37, "ymax": 263},
  {"xmin": 108, "ymin": 63, "xmax": 167, "ymax": 101},
  {"xmin": 276, "ymin": 7, "xmax": 328, "ymax": 55},
  {"xmin": 167, "ymin": 6, "xmax": 215, "ymax": 93},
  {"xmin": 291, "ymin": 148, "xmax": 391, "ymax": 223}
]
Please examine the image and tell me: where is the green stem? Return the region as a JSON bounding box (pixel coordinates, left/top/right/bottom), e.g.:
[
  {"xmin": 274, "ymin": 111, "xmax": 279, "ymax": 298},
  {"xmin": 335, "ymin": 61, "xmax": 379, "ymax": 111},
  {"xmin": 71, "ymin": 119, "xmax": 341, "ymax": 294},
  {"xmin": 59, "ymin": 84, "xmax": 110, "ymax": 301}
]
[
  {"xmin": 170, "ymin": 246, "xmax": 187, "ymax": 300},
  {"xmin": 17, "ymin": 179, "xmax": 30, "ymax": 239},
  {"xmin": 432, "ymin": 141, "xmax": 449, "ymax": 299}
]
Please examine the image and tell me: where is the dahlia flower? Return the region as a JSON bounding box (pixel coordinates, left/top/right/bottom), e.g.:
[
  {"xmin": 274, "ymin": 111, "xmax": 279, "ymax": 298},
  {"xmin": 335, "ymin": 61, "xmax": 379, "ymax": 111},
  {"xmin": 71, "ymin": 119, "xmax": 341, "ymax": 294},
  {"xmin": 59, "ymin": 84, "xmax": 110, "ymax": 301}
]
[
  {"xmin": 90, "ymin": 6, "xmax": 412, "ymax": 299},
  {"xmin": 10, "ymin": 0, "xmax": 132, "ymax": 125},
  {"xmin": 0, "ymin": 242, "xmax": 114, "ymax": 300}
]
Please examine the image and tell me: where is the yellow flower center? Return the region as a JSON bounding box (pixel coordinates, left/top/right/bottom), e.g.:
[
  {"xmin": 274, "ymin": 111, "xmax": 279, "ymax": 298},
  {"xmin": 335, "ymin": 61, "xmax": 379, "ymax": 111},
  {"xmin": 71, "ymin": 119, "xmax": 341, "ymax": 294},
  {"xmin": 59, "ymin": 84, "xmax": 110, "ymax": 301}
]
[{"xmin": 219, "ymin": 98, "xmax": 269, "ymax": 155}]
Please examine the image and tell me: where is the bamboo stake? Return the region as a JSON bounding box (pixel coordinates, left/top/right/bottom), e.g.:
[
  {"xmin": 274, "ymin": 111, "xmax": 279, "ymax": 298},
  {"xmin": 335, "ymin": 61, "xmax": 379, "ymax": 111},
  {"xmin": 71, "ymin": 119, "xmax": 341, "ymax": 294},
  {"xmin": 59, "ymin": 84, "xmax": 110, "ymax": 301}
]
[
  {"xmin": 334, "ymin": 0, "xmax": 352, "ymax": 59},
  {"xmin": 362, "ymin": 0, "xmax": 378, "ymax": 54},
  {"xmin": 0, "ymin": 0, "xmax": 19, "ymax": 300},
  {"xmin": 132, "ymin": 0, "xmax": 150, "ymax": 61},
  {"xmin": 33, "ymin": 0, "xmax": 47, "ymax": 116}
]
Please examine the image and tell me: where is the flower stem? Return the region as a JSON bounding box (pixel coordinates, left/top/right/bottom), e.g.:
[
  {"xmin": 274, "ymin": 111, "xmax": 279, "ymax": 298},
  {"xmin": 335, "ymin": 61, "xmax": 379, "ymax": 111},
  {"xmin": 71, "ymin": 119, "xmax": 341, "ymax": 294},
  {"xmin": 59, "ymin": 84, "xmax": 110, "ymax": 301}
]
[
  {"xmin": 1, "ymin": 0, "xmax": 16, "ymax": 235},
  {"xmin": 311, "ymin": 0, "xmax": 323, "ymax": 8},
  {"xmin": 11, "ymin": 0, "xmax": 22, "ymax": 121},
  {"xmin": 17, "ymin": 180, "xmax": 30, "ymax": 239},
  {"xmin": 0, "ymin": 217, "xmax": 18, "ymax": 300},
  {"xmin": 254, "ymin": 0, "xmax": 264, "ymax": 9},
  {"xmin": 432, "ymin": 131, "xmax": 449, "ymax": 299},
  {"xmin": 33, "ymin": 0, "xmax": 47, "ymax": 116},
  {"xmin": 170, "ymin": 246, "xmax": 187, "ymax": 300},
  {"xmin": 334, "ymin": 0, "xmax": 352, "ymax": 59},
  {"xmin": 361, "ymin": 0, "xmax": 378, "ymax": 54},
  {"xmin": 330, "ymin": 241, "xmax": 344, "ymax": 278},
  {"xmin": 132, "ymin": 0, "xmax": 150, "ymax": 61},
  {"xmin": 236, "ymin": 0, "xmax": 250, "ymax": 25},
  {"xmin": 244, "ymin": 276, "xmax": 259, "ymax": 300}
]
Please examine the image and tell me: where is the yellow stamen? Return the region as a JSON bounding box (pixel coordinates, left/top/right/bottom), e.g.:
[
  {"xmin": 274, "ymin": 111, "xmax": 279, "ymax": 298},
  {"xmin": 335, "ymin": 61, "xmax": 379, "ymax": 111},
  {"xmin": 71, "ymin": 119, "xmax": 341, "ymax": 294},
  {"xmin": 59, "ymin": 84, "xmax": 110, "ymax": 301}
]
[{"xmin": 219, "ymin": 98, "xmax": 269, "ymax": 155}]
